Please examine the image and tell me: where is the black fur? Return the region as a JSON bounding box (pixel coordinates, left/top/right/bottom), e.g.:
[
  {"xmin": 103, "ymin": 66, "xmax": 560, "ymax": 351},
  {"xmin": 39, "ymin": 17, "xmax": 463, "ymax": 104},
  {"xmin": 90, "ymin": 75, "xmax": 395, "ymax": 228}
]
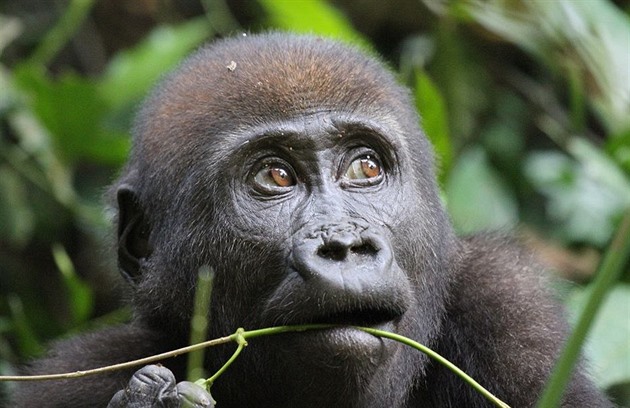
[{"xmin": 12, "ymin": 33, "xmax": 611, "ymax": 408}]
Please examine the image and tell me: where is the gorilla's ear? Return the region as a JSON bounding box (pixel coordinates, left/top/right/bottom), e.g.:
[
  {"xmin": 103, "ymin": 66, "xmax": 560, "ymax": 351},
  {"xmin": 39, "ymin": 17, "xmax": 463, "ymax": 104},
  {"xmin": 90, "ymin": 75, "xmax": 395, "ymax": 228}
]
[{"xmin": 117, "ymin": 185, "xmax": 152, "ymax": 283}]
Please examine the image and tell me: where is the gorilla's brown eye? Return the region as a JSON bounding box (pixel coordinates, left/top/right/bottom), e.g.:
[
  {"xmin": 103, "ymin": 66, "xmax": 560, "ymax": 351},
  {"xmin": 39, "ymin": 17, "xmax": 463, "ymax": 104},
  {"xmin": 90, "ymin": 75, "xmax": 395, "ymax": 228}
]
[
  {"xmin": 344, "ymin": 155, "xmax": 382, "ymax": 180},
  {"xmin": 254, "ymin": 163, "xmax": 296, "ymax": 188}
]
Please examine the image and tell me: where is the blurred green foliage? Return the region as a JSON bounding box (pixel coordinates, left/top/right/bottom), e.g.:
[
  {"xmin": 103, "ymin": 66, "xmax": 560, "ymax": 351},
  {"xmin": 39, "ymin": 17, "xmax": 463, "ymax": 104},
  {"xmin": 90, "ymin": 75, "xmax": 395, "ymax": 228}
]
[
  {"xmin": 0, "ymin": 0, "xmax": 628, "ymax": 405},
  {"xmin": 568, "ymin": 283, "xmax": 630, "ymax": 391}
]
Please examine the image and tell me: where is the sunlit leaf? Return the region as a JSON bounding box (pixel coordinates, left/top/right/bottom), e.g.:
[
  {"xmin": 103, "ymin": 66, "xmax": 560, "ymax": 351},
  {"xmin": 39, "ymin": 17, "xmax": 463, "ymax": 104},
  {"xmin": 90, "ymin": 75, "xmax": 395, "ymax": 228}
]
[
  {"xmin": 258, "ymin": 0, "xmax": 366, "ymax": 46},
  {"xmin": 99, "ymin": 18, "xmax": 212, "ymax": 107}
]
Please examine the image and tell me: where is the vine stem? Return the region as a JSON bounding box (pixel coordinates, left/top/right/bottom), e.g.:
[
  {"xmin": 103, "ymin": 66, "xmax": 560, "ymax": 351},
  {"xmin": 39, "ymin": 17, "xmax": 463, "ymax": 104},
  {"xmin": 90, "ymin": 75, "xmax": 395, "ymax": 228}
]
[
  {"xmin": 0, "ymin": 325, "xmax": 330, "ymax": 382},
  {"xmin": 204, "ymin": 328, "xmax": 247, "ymax": 387},
  {"xmin": 0, "ymin": 333, "xmax": 235, "ymax": 382},
  {"xmin": 356, "ymin": 326, "xmax": 510, "ymax": 408},
  {"xmin": 0, "ymin": 324, "xmax": 510, "ymax": 407}
]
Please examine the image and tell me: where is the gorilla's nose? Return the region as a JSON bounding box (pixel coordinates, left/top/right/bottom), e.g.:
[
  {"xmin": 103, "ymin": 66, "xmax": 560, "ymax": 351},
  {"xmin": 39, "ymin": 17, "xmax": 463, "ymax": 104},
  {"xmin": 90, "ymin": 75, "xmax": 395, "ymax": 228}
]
[
  {"xmin": 316, "ymin": 227, "xmax": 379, "ymax": 261},
  {"xmin": 292, "ymin": 223, "xmax": 393, "ymax": 294}
]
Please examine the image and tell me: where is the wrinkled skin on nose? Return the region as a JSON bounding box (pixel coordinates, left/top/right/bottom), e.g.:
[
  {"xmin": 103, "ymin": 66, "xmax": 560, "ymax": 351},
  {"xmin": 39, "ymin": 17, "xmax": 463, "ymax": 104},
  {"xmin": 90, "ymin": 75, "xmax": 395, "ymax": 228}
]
[{"xmin": 291, "ymin": 221, "xmax": 397, "ymax": 296}]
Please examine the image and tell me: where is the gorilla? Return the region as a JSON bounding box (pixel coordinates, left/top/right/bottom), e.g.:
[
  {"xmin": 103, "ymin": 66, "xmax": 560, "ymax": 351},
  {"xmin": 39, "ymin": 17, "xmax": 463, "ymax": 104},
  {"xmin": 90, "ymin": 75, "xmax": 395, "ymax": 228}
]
[{"xmin": 11, "ymin": 33, "xmax": 610, "ymax": 408}]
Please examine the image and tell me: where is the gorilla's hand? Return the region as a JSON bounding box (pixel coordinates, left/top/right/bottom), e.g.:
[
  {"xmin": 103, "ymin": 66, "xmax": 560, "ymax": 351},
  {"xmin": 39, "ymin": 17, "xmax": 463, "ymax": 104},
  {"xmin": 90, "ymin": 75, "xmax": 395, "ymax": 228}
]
[{"xmin": 107, "ymin": 365, "xmax": 214, "ymax": 408}]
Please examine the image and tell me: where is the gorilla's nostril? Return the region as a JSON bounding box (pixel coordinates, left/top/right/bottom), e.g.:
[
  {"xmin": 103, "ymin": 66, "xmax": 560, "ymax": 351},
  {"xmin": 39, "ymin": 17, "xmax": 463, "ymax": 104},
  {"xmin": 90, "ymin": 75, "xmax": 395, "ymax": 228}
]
[
  {"xmin": 317, "ymin": 242, "xmax": 377, "ymax": 261},
  {"xmin": 317, "ymin": 243, "xmax": 347, "ymax": 261},
  {"xmin": 351, "ymin": 242, "xmax": 377, "ymax": 256}
]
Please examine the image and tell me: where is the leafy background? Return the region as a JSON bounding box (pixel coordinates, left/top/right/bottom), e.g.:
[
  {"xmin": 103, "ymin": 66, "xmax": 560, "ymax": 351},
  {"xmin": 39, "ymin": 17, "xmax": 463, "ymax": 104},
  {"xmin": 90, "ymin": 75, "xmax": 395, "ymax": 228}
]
[{"xmin": 0, "ymin": 0, "xmax": 628, "ymax": 405}]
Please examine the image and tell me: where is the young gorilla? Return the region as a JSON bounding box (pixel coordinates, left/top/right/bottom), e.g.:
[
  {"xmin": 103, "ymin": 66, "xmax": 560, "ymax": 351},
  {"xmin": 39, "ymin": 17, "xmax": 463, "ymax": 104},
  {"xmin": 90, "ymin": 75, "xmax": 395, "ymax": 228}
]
[{"xmin": 12, "ymin": 33, "xmax": 610, "ymax": 408}]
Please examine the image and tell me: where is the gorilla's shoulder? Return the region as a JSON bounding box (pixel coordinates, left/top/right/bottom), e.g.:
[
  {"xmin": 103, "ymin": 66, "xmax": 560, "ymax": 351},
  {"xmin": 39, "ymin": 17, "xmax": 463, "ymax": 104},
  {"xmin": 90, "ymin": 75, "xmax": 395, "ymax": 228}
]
[{"xmin": 450, "ymin": 232, "xmax": 561, "ymax": 335}]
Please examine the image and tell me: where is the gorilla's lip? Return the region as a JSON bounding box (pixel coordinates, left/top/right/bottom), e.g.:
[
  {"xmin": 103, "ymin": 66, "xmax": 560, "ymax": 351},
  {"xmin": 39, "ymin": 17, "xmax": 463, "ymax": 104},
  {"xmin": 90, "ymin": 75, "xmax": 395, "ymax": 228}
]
[
  {"xmin": 288, "ymin": 316, "xmax": 398, "ymax": 357},
  {"xmin": 262, "ymin": 268, "xmax": 412, "ymax": 329},
  {"xmin": 305, "ymin": 307, "xmax": 403, "ymax": 328}
]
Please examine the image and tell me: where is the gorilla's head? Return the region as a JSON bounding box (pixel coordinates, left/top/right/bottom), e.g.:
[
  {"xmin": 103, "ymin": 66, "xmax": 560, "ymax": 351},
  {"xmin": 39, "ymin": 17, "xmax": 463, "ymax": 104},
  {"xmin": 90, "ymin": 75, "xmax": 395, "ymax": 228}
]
[{"xmin": 113, "ymin": 33, "xmax": 459, "ymax": 407}]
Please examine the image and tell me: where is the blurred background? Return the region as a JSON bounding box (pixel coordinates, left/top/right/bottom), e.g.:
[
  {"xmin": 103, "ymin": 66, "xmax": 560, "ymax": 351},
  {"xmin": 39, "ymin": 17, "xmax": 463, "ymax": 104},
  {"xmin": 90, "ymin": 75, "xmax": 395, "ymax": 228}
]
[{"xmin": 0, "ymin": 0, "xmax": 628, "ymax": 405}]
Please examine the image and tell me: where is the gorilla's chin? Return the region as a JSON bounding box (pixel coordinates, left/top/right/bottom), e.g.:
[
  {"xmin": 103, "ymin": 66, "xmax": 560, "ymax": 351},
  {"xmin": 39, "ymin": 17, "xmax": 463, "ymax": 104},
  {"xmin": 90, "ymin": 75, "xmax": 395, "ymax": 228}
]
[{"xmin": 306, "ymin": 324, "xmax": 395, "ymax": 357}]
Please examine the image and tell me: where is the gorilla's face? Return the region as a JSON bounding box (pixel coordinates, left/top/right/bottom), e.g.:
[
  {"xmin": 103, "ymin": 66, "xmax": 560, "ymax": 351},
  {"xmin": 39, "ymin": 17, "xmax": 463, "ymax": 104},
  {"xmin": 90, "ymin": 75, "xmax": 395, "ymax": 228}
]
[
  {"xmin": 119, "ymin": 34, "xmax": 456, "ymax": 407},
  {"xmin": 220, "ymin": 113, "xmax": 413, "ymax": 353},
  {"xmin": 197, "ymin": 112, "xmax": 439, "ymax": 407}
]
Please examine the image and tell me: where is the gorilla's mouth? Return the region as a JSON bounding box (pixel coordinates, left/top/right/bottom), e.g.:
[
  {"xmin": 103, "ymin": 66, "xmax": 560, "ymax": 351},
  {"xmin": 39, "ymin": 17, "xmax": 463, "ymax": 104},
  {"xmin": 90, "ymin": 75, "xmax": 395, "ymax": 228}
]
[
  {"xmin": 305, "ymin": 305, "xmax": 404, "ymax": 328},
  {"xmin": 284, "ymin": 306, "xmax": 405, "ymax": 356}
]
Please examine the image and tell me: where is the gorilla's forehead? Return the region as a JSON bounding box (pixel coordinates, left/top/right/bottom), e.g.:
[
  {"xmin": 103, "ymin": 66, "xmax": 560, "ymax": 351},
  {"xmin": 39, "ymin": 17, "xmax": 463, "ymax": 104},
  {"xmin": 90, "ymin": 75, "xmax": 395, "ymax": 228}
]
[
  {"xmin": 136, "ymin": 34, "xmax": 415, "ymax": 156},
  {"xmin": 218, "ymin": 111, "xmax": 407, "ymax": 156}
]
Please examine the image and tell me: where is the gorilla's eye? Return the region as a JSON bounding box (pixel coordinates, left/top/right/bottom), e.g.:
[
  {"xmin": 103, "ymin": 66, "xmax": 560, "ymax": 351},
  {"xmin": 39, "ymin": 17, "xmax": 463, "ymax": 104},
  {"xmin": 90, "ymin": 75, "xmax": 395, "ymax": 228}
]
[
  {"xmin": 254, "ymin": 163, "xmax": 296, "ymax": 189},
  {"xmin": 344, "ymin": 155, "xmax": 382, "ymax": 181}
]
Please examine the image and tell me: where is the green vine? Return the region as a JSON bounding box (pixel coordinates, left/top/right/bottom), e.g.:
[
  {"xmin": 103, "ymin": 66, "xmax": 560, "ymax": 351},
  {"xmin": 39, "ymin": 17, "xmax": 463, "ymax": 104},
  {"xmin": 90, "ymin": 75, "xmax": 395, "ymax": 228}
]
[
  {"xmin": 0, "ymin": 324, "xmax": 510, "ymax": 408},
  {"xmin": 203, "ymin": 328, "xmax": 247, "ymax": 388}
]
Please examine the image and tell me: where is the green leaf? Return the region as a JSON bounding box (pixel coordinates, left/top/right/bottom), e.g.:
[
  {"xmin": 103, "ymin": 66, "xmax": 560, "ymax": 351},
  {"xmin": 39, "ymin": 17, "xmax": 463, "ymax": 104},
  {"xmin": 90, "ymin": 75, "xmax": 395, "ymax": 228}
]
[
  {"xmin": 456, "ymin": 0, "xmax": 630, "ymax": 134},
  {"xmin": 258, "ymin": 0, "xmax": 366, "ymax": 46},
  {"xmin": 52, "ymin": 243, "xmax": 93, "ymax": 326},
  {"xmin": 414, "ymin": 70, "xmax": 452, "ymax": 181},
  {"xmin": 99, "ymin": 18, "xmax": 212, "ymax": 107},
  {"xmin": 0, "ymin": 166, "xmax": 35, "ymax": 247},
  {"xmin": 13, "ymin": 65, "xmax": 129, "ymax": 165},
  {"xmin": 13, "ymin": 19, "xmax": 211, "ymax": 167},
  {"xmin": 7, "ymin": 295, "xmax": 43, "ymax": 356},
  {"xmin": 525, "ymin": 147, "xmax": 630, "ymax": 245},
  {"xmin": 568, "ymin": 138, "xmax": 630, "ymax": 197},
  {"xmin": 445, "ymin": 147, "xmax": 518, "ymax": 234},
  {"xmin": 607, "ymin": 129, "xmax": 630, "ymax": 174},
  {"xmin": 565, "ymin": 283, "xmax": 630, "ymax": 389}
]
